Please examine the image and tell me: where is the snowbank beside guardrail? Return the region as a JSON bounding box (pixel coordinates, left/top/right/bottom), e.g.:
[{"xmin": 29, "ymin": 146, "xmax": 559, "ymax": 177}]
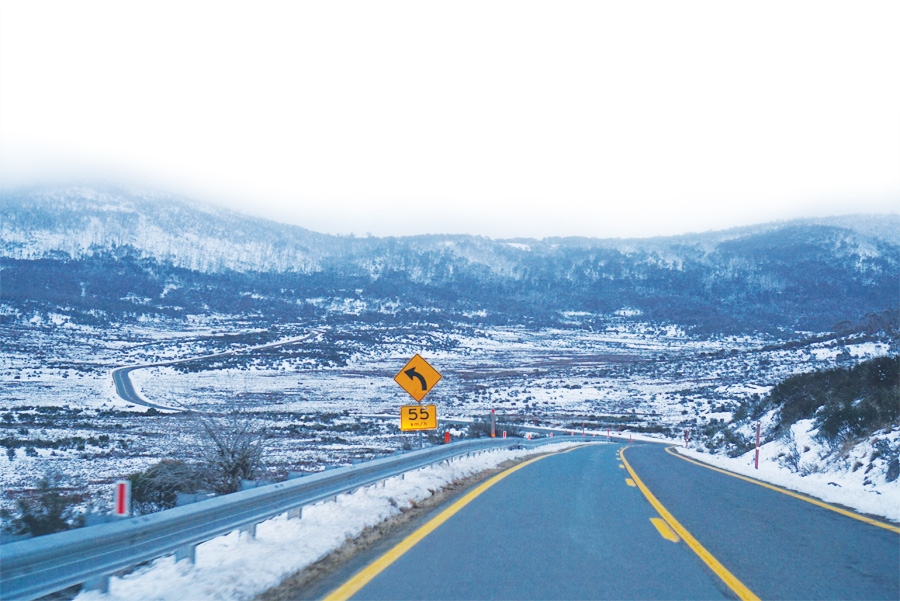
[{"xmin": 73, "ymin": 441, "xmax": 591, "ymax": 601}]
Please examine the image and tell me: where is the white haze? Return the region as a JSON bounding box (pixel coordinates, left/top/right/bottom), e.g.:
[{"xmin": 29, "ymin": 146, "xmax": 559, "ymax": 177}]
[{"xmin": 1, "ymin": 0, "xmax": 898, "ymax": 238}]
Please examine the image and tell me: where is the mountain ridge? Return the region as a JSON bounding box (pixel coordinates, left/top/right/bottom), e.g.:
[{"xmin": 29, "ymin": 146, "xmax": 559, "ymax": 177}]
[
  {"xmin": 2, "ymin": 186, "xmax": 898, "ymax": 333},
  {"xmin": 2, "ymin": 184, "xmax": 897, "ymax": 270}
]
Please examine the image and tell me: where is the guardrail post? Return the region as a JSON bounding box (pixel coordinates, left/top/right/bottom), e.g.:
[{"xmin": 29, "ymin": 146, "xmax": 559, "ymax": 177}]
[
  {"xmin": 240, "ymin": 523, "xmax": 257, "ymax": 539},
  {"xmin": 288, "ymin": 506, "xmax": 302, "ymax": 519},
  {"xmin": 84, "ymin": 574, "xmax": 110, "ymax": 593},
  {"xmin": 175, "ymin": 543, "xmax": 197, "ymax": 564}
]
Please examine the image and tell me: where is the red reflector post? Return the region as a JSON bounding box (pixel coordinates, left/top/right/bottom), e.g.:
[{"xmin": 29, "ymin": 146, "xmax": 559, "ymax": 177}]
[{"xmin": 114, "ymin": 480, "xmax": 131, "ymax": 517}]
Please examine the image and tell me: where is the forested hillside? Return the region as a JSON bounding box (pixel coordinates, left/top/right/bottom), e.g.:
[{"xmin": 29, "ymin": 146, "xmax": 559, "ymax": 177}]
[{"xmin": 2, "ymin": 186, "xmax": 898, "ymax": 333}]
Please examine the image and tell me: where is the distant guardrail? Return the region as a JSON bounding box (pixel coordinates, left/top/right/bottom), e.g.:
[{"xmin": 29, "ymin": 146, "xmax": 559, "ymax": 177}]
[{"xmin": 0, "ymin": 436, "xmax": 587, "ymax": 601}]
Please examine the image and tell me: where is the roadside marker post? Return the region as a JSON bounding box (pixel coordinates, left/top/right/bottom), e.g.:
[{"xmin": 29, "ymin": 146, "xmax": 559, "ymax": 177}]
[
  {"xmin": 444, "ymin": 431, "xmax": 450, "ymax": 443},
  {"xmin": 502, "ymin": 431, "xmax": 506, "ymax": 438},
  {"xmin": 755, "ymin": 421, "xmax": 761, "ymax": 469},
  {"xmin": 491, "ymin": 409, "xmax": 496, "ymax": 438},
  {"xmin": 114, "ymin": 480, "xmax": 131, "ymax": 517}
]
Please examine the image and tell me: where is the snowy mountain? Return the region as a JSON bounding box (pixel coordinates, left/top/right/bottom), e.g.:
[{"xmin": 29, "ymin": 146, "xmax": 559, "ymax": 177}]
[
  {"xmin": 2, "ymin": 186, "xmax": 898, "ymax": 333},
  {"xmin": 0, "ymin": 186, "xmax": 338, "ymax": 273}
]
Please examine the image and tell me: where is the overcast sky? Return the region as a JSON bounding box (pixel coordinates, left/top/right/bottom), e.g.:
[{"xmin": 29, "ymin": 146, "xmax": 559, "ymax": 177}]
[{"xmin": 1, "ymin": 0, "xmax": 897, "ymax": 239}]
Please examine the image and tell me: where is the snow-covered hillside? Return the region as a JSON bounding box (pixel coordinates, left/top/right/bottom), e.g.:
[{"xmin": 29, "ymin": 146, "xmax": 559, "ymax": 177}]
[
  {"xmin": 3, "ymin": 185, "xmax": 898, "ymax": 332},
  {"xmin": 1, "ymin": 186, "xmax": 334, "ymax": 273}
]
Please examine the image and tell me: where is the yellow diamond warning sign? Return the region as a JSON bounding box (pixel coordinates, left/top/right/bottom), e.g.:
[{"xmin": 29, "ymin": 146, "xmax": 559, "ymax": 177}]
[{"xmin": 394, "ymin": 354, "xmax": 442, "ymax": 402}]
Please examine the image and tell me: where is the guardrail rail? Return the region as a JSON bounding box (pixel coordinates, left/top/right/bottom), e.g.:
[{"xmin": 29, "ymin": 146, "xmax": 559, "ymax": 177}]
[{"xmin": 0, "ymin": 435, "xmax": 587, "ymax": 601}]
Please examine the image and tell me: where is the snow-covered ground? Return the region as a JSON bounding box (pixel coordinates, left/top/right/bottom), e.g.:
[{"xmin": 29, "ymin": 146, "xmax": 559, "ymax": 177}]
[
  {"xmin": 1, "ymin": 314, "xmax": 894, "ymax": 516},
  {"xmin": 73, "ymin": 441, "xmax": 592, "ymax": 601},
  {"xmin": 681, "ymin": 421, "xmax": 900, "ymax": 523}
]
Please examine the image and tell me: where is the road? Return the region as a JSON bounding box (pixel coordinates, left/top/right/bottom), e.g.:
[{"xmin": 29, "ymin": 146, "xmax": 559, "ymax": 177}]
[
  {"xmin": 110, "ymin": 365, "xmax": 185, "ymax": 411},
  {"xmin": 366, "ymin": 415, "xmax": 642, "ymax": 442},
  {"xmin": 318, "ymin": 442, "xmax": 899, "ymax": 601},
  {"xmin": 111, "ymin": 328, "xmax": 326, "ymax": 411}
]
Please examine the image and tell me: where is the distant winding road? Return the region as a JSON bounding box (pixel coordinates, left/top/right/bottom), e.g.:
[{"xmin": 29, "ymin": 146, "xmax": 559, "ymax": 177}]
[{"xmin": 111, "ymin": 328, "xmax": 326, "ymax": 412}]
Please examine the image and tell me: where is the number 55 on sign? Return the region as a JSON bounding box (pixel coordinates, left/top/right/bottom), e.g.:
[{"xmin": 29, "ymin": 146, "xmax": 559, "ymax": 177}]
[{"xmin": 401, "ymin": 405, "xmax": 437, "ymax": 431}]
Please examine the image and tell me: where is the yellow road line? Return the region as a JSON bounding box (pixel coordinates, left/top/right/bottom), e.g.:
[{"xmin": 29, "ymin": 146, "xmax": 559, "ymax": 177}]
[
  {"xmin": 650, "ymin": 517, "xmax": 680, "ymax": 542},
  {"xmin": 665, "ymin": 447, "xmax": 900, "ymax": 534},
  {"xmin": 625, "ymin": 478, "xmax": 636, "ymax": 487},
  {"xmin": 323, "ymin": 444, "xmax": 590, "ymax": 601},
  {"xmin": 621, "ymin": 447, "xmax": 760, "ymax": 601},
  {"xmin": 618, "ymin": 464, "xmax": 624, "ymax": 468}
]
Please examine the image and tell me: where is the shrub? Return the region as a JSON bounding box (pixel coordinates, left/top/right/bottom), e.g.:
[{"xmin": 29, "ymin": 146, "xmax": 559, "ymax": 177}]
[
  {"xmin": 466, "ymin": 414, "xmax": 522, "ymax": 438},
  {"xmin": 0, "ymin": 474, "xmax": 84, "ymax": 537},
  {"xmin": 722, "ymin": 428, "xmax": 754, "ymax": 458},
  {"xmin": 128, "ymin": 460, "xmax": 206, "ymax": 514},
  {"xmin": 768, "ymin": 356, "xmax": 899, "ymax": 439},
  {"xmin": 466, "ymin": 416, "xmax": 498, "ymax": 438}
]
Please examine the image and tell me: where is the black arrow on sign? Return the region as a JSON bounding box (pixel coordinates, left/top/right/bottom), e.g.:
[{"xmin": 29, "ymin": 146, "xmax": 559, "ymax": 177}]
[{"xmin": 404, "ymin": 368, "xmax": 428, "ymax": 391}]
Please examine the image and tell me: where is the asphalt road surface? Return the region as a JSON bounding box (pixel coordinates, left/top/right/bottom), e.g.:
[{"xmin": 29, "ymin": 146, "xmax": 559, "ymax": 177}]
[
  {"xmin": 319, "ymin": 442, "xmax": 899, "ymax": 601},
  {"xmin": 111, "ymin": 365, "xmax": 184, "ymax": 411}
]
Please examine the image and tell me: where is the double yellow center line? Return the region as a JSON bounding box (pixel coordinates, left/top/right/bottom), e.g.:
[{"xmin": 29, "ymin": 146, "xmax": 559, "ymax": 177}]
[{"xmin": 620, "ymin": 446, "xmax": 761, "ymax": 601}]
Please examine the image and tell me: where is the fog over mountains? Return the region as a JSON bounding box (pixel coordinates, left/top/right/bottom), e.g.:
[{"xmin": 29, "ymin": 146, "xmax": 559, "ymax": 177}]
[{"xmin": 2, "ymin": 186, "xmax": 898, "ymax": 333}]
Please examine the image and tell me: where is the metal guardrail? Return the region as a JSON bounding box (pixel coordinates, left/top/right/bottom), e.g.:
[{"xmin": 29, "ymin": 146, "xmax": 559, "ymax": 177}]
[{"xmin": 0, "ymin": 436, "xmax": 587, "ymax": 601}]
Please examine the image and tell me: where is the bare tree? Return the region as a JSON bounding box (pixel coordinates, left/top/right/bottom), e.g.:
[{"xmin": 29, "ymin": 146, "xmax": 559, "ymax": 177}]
[{"xmin": 195, "ymin": 411, "xmax": 268, "ymax": 494}]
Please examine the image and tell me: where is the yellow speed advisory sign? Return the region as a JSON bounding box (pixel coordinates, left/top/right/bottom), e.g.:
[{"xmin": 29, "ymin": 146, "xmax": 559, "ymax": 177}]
[
  {"xmin": 393, "ymin": 354, "xmax": 442, "ymax": 402},
  {"xmin": 400, "ymin": 405, "xmax": 437, "ymax": 431}
]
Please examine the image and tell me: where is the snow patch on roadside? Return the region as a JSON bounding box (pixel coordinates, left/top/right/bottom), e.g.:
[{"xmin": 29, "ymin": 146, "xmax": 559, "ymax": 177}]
[{"xmin": 681, "ymin": 423, "xmax": 900, "ymax": 523}]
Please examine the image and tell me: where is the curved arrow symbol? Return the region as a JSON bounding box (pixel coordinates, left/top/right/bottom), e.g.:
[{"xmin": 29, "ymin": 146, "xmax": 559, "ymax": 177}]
[{"xmin": 404, "ymin": 368, "xmax": 428, "ymax": 391}]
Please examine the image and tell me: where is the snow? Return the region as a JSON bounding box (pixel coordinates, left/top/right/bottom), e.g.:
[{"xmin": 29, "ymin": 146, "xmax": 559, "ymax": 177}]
[
  {"xmin": 73, "ymin": 441, "xmax": 591, "ymax": 601},
  {"xmin": 504, "ymin": 242, "xmax": 532, "ymax": 251},
  {"xmin": 2, "ymin": 315, "xmax": 895, "ymax": 537},
  {"xmin": 681, "ymin": 422, "xmax": 900, "ymax": 523}
]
